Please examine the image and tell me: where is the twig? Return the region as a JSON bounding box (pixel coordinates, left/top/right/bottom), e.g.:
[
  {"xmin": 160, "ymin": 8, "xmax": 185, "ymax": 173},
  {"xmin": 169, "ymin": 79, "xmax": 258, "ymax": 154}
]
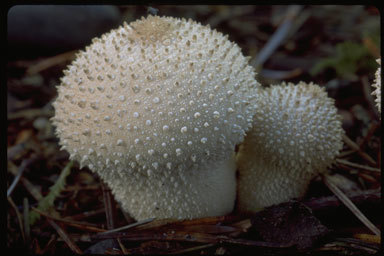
[
  {"xmin": 9, "ymin": 160, "xmax": 43, "ymax": 202},
  {"xmin": 93, "ymin": 218, "xmax": 155, "ymax": 237},
  {"xmin": 168, "ymin": 243, "xmax": 216, "ymax": 254},
  {"xmin": 7, "ymin": 143, "xmax": 26, "ymax": 160},
  {"xmin": 7, "ymin": 157, "xmax": 36, "ymax": 197},
  {"xmin": 26, "ymin": 50, "xmax": 77, "ymax": 75},
  {"xmin": 336, "ymin": 159, "xmax": 381, "ymax": 173},
  {"xmin": 335, "ymin": 237, "xmax": 380, "ymax": 251},
  {"xmin": 7, "ymin": 197, "xmax": 26, "ymax": 243},
  {"xmin": 250, "ymin": 5, "xmax": 302, "ymax": 68},
  {"xmin": 20, "ymin": 175, "xmax": 43, "ymax": 201},
  {"xmin": 134, "ymin": 215, "xmax": 234, "ymax": 231},
  {"xmin": 62, "ymin": 184, "xmax": 100, "ymax": 192},
  {"xmin": 47, "ymin": 218, "xmax": 83, "ymax": 254},
  {"xmin": 358, "ymin": 121, "xmax": 380, "ymax": 149},
  {"xmin": 101, "ymin": 181, "xmax": 117, "ymax": 230},
  {"xmin": 177, "ymin": 215, "xmax": 238, "ymax": 226},
  {"xmin": 338, "ymin": 149, "xmax": 356, "ymax": 158},
  {"xmin": 31, "ymin": 207, "xmax": 107, "ymax": 233},
  {"xmin": 342, "ymin": 134, "xmax": 376, "ymax": 166},
  {"xmin": 336, "ymin": 241, "xmax": 378, "ymax": 254},
  {"xmin": 65, "ymin": 208, "xmax": 106, "ymax": 221},
  {"xmin": 92, "ymin": 230, "xmax": 293, "ymax": 248},
  {"xmin": 228, "ymin": 219, "xmax": 252, "ymax": 237},
  {"xmin": 353, "ymin": 233, "xmax": 381, "ymax": 244},
  {"xmin": 303, "ymin": 188, "xmax": 380, "ymax": 211},
  {"xmin": 358, "ymin": 172, "xmax": 378, "ymax": 183},
  {"xmin": 7, "ymin": 108, "xmax": 54, "ymax": 120},
  {"xmin": 116, "ymin": 238, "xmax": 129, "ymax": 254},
  {"xmin": 322, "ymin": 175, "xmax": 380, "ymax": 236}
]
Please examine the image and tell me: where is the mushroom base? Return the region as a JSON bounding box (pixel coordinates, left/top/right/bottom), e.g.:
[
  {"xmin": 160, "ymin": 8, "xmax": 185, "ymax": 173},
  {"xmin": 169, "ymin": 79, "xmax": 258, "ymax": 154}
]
[
  {"xmin": 237, "ymin": 155, "xmax": 313, "ymax": 213},
  {"xmin": 97, "ymin": 154, "xmax": 237, "ymax": 220}
]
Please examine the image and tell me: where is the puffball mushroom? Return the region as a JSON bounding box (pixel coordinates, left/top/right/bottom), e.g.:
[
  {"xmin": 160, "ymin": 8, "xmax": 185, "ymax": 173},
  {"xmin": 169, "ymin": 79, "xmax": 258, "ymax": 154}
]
[
  {"xmin": 372, "ymin": 58, "xmax": 381, "ymax": 113},
  {"xmin": 51, "ymin": 15, "xmax": 260, "ymax": 220},
  {"xmin": 237, "ymin": 82, "xmax": 344, "ymax": 213}
]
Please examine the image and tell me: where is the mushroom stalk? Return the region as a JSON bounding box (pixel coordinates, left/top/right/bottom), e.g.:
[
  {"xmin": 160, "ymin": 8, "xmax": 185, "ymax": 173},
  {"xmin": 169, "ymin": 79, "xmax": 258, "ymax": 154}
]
[
  {"xmin": 237, "ymin": 152, "xmax": 313, "ymax": 212},
  {"xmin": 102, "ymin": 153, "xmax": 237, "ymax": 219}
]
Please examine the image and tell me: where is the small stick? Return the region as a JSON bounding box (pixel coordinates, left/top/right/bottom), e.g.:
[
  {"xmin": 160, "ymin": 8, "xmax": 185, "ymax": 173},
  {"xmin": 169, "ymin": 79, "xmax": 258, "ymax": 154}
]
[
  {"xmin": 358, "ymin": 121, "xmax": 380, "ymax": 149},
  {"xmin": 303, "ymin": 188, "xmax": 380, "ymax": 211},
  {"xmin": 177, "ymin": 215, "xmax": 237, "ymax": 226},
  {"xmin": 63, "ymin": 184, "xmax": 100, "ymax": 192},
  {"xmin": 8, "ymin": 161, "xmax": 43, "ymax": 201},
  {"xmin": 26, "ymin": 50, "xmax": 77, "ymax": 75},
  {"xmin": 65, "ymin": 208, "xmax": 106, "ymax": 221},
  {"xmin": 335, "ymin": 237, "xmax": 380, "ymax": 251},
  {"xmin": 322, "ymin": 175, "xmax": 380, "ymax": 236},
  {"xmin": 94, "ymin": 218, "xmax": 155, "ymax": 237},
  {"xmin": 7, "ymin": 157, "xmax": 36, "ymax": 197},
  {"xmin": 353, "ymin": 233, "xmax": 381, "ymax": 244},
  {"xmin": 250, "ymin": 5, "xmax": 302, "ymax": 68},
  {"xmin": 47, "ymin": 218, "xmax": 83, "ymax": 254},
  {"xmin": 116, "ymin": 238, "xmax": 128, "ymax": 254},
  {"xmin": 7, "ymin": 108, "xmax": 54, "ymax": 120},
  {"xmin": 101, "ymin": 181, "xmax": 117, "ymax": 230},
  {"xmin": 32, "ymin": 207, "xmax": 107, "ymax": 232},
  {"xmin": 336, "ymin": 159, "xmax": 381, "ymax": 173},
  {"xmin": 168, "ymin": 243, "xmax": 216, "ymax": 254},
  {"xmin": 93, "ymin": 230, "xmax": 293, "ymax": 248},
  {"xmin": 358, "ymin": 172, "xmax": 378, "ymax": 183},
  {"xmin": 7, "ymin": 142, "xmax": 26, "ymax": 160},
  {"xmin": 342, "ymin": 134, "xmax": 376, "ymax": 166},
  {"xmin": 337, "ymin": 149, "xmax": 355, "ymax": 158}
]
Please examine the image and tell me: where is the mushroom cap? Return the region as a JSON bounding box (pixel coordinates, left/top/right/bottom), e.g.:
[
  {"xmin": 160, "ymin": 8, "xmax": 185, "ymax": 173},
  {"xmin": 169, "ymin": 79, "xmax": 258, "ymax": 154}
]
[
  {"xmin": 237, "ymin": 81, "xmax": 344, "ymax": 212},
  {"xmin": 52, "ymin": 15, "xmax": 260, "ymax": 219},
  {"xmin": 372, "ymin": 58, "xmax": 381, "ymax": 113}
]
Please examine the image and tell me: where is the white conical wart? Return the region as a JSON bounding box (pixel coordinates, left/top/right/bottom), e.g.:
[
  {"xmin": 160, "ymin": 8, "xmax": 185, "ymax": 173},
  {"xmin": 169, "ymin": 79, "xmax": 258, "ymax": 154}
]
[
  {"xmin": 237, "ymin": 81, "xmax": 344, "ymax": 213},
  {"xmin": 51, "ymin": 15, "xmax": 261, "ymax": 220}
]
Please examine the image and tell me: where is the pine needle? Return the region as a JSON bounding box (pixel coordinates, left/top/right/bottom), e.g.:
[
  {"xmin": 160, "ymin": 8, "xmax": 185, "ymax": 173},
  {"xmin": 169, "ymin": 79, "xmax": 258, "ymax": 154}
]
[
  {"xmin": 336, "ymin": 159, "xmax": 381, "ymax": 172},
  {"xmin": 322, "ymin": 174, "xmax": 380, "ymax": 236}
]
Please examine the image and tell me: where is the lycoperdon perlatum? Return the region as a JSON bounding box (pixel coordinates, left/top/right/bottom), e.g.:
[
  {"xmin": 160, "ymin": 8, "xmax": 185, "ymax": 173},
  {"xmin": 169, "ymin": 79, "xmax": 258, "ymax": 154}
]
[
  {"xmin": 51, "ymin": 15, "xmax": 261, "ymax": 220},
  {"xmin": 237, "ymin": 82, "xmax": 344, "ymax": 213}
]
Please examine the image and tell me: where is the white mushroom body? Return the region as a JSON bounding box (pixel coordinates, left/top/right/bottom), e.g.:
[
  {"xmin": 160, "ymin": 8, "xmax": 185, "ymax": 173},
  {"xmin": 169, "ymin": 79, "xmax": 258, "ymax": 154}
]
[
  {"xmin": 52, "ymin": 15, "xmax": 260, "ymax": 220},
  {"xmin": 237, "ymin": 82, "xmax": 343, "ymax": 213},
  {"xmin": 372, "ymin": 58, "xmax": 381, "ymax": 114}
]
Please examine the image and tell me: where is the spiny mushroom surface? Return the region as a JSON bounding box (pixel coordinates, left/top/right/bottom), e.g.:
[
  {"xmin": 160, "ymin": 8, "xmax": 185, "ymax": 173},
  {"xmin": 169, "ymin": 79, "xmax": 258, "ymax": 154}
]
[
  {"xmin": 51, "ymin": 15, "xmax": 260, "ymax": 220},
  {"xmin": 237, "ymin": 82, "xmax": 344, "ymax": 213},
  {"xmin": 372, "ymin": 58, "xmax": 381, "ymax": 114}
]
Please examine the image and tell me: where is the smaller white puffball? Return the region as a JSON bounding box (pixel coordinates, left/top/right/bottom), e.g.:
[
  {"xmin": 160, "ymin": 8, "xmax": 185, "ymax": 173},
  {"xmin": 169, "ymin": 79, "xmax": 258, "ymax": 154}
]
[{"xmin": 237, "ymin": 81, "xmax": 344, "ymax": 213}]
